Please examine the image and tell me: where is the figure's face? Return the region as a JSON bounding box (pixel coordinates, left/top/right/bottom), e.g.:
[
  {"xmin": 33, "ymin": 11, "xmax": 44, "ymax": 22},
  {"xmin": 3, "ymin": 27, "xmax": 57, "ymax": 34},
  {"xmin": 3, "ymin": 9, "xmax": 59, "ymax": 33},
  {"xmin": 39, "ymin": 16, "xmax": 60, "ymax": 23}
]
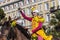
[{"xmin": 32, "ymin": 12, "xmax": 37, "ymax": 16}]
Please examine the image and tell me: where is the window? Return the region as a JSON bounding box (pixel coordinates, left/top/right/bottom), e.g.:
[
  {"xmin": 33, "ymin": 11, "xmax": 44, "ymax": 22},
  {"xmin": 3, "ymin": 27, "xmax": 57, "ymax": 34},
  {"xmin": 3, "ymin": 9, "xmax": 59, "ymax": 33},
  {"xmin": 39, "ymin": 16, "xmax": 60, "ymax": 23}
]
[
  {"xmin": 16, "ymin": 11, "xmax": 20, "ymax": 18},
  {"xmin": 9, "ymin": 5, "xmax": 13, "ymax": 10},
  {"xmin": 14, "ymin": 3, "xmax": 19, "ymax": 8},
  {"xmin": 52, "ymin": 1, "xmax": 55, "ymax": 7},
  {"xmin": 25, "ymin": 8, "xmax": 31, "ymax": 16},
  {"xmin": 50, "ymin": 0, "xmax": 56, "ymax": 13},
  {"xmin": 45, "ymin": 13, "xmax": 50, "ymax": 22},
  {"xmin": 26, "ymin": 0, "xmax": 30, "ymax": 4},
  {"xmin": 6, "ymin": 6, "xmax": 9, "ymax": 10},
  {"xmin": 18, "ymin": 1, "xmax": 23, "ymax": 7},
  {"xmin": 5, "ymin": 6, "xmax": 9, "ymax": 11},
  {"xmin": 32, "ymin": 0, "xmax": 36, "ymax": 2},
  {"xmin": 45, "ymin": 3, "xmax": 49, "ymax": 10},
  {"xmin": 4, "ymin": 7, "xmax": 7, "ymax": 11},
  {"xmin": 38, "ymin": 4, "xmax": 42, "ymax": 11},
  {"xmin": 24, "ymin": 0, "xmax": 30, "ymax": 4},
  {"xmin": 58, "ymin": 0, "xmax": 60, "ymax": 8}
]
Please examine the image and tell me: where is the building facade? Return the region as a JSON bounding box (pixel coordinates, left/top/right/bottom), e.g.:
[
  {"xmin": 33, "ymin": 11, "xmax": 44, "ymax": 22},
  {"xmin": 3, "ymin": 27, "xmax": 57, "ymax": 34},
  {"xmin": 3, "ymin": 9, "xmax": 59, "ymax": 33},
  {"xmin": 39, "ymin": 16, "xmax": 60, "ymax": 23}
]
[{"xmin": 0, "ymin": 0, "xmax": 60, "ymax": 27}]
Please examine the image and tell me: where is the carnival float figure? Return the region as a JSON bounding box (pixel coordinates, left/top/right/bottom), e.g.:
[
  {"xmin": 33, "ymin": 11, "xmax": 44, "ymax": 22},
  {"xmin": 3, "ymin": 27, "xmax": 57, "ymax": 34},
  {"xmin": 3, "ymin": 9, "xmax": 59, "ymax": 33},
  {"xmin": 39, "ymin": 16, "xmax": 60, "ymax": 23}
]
[{"xmin": 19, "ymin": 6, "xmax": 53, "ymax": 40}]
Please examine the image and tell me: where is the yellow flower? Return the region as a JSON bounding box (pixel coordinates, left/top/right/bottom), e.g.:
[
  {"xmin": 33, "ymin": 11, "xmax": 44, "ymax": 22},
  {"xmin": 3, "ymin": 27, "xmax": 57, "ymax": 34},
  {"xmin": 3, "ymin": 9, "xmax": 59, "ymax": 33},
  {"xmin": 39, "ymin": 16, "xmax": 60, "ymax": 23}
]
[{"xmin": 31, "ymin": 7, "xmax": 36, "ymax": 11}]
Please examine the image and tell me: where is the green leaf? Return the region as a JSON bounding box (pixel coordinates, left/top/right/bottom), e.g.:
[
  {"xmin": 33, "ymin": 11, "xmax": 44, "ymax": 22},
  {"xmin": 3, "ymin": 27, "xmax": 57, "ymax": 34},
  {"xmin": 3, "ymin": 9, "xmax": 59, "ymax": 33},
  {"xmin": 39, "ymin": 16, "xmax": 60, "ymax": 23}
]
[{"xmin": 0, "ymin": 8, "xmax": 5, "ymax": 21}]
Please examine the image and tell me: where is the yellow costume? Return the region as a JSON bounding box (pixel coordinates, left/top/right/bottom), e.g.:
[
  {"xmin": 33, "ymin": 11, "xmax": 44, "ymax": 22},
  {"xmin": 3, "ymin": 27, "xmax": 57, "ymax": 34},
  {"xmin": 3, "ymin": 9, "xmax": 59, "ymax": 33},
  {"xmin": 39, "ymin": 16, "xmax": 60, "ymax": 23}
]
[
  {"xmin": 32, "ymin": 16, "xmax": 53, "ymax": 40},
  {"xmin": 20, "ymin": 6, "xmax": 53, "ymax": 40}
]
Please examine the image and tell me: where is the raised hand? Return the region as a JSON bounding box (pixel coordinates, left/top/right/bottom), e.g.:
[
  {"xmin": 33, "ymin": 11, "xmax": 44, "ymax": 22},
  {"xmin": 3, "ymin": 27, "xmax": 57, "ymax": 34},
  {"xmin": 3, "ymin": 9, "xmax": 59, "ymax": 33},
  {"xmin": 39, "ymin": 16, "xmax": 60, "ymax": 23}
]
[{"xmin": 18, "ymin": 8, "xmax": 22, "ymax": 11}]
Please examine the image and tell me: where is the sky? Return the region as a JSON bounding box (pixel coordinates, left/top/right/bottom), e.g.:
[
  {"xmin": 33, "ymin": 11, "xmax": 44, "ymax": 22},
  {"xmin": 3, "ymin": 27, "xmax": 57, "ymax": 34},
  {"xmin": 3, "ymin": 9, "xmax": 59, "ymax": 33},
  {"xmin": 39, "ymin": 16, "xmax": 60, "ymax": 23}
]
[{"xmin": 0, "ymin": 0, "xmax": 4, "ymax": 2}]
